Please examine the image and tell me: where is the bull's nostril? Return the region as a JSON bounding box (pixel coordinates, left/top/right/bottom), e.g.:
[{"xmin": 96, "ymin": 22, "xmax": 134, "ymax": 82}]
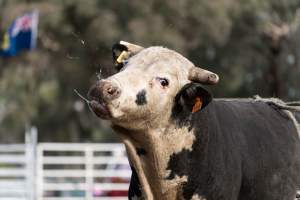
[
  {"xmin": 97, "ymin": 80, "xmax": 121, "ymax": 100},
  {"xmin": 107, "ymin": 86, "xmax": 117, "ymax": 95}
]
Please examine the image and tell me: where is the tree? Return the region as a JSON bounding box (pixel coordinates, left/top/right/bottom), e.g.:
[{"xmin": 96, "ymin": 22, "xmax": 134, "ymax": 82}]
[{"xmin": 0, "ymin": 0, "xmax": 299, "ymax": 142}]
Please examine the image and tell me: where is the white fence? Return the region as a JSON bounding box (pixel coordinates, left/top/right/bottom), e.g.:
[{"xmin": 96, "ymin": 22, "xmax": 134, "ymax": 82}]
[
  {"xmin": 36, "ymin": 143, "xmax": 130, "ymax": 200},
  {"xmin": 0, "ymin": 128, "xmax": 131, "ymax": 200},
  {"xmin": 0, "ymin": 127, "xmax": 37, "ymax": 200},
  {"xmin": 0, "ymin": 144, "xmax": 30, "ymax": 200}
]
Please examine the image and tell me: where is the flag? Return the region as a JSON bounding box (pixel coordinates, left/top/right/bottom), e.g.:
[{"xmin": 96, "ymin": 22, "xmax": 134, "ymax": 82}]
[{"xmin": 0, "ymin": 11, "xmax": 39, "ymax": 57}]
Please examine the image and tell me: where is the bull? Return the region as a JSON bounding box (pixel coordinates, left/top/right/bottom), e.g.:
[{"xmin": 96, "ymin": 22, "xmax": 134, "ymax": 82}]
[{"xmin": 87, "ymin": 41, "xmax": 300, "ymax": 200}]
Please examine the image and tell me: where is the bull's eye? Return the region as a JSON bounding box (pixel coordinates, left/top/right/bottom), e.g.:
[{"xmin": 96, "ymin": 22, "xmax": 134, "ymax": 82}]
[{"xmin": 156, "ymin": 77, "xmax": 169, "ymax": 87}]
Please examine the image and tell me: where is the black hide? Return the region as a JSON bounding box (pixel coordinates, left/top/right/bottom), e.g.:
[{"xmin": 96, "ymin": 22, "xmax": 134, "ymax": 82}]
[
  {"xmin": 128, "ymin": 166, "xmax": 142, "ymax": 199},
  {"xmin": 167, "ymin": 99, "xmax": 300, "ymax": 200},
  {"xmin": 135, "ymin": 89, "xmax": 147, "ymax": 106}
]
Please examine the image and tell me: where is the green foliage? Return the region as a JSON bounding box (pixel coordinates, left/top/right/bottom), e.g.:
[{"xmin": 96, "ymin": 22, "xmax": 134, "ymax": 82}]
[{"xmin": 0, "ymin": 0, "xmax": 299, "ymax": 142}]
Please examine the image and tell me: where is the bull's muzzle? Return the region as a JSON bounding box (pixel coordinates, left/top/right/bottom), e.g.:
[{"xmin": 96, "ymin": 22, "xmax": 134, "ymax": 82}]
[
  {"xmin": 88, "ymin": 80, "xmax": 121, "ymax": 102},
  {"xmin": 87, "ymin": 80, "xmax": 121, "ymax": 119}
]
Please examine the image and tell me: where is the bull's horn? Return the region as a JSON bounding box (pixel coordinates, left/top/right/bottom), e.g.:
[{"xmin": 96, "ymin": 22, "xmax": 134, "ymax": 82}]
[
  {"xmin": 120, "ymin": 41, "xmax": 144, "ymax": 54},
  {"xmin": 188, "ymin": 66, "xmax": 219, "ymax": 85}
]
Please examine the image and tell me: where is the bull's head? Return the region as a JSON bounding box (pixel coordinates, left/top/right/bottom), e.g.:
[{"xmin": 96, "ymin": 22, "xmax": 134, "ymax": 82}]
[{"xmin": 88, "ymin": 41, "xmax": 219, "ymax": 131}]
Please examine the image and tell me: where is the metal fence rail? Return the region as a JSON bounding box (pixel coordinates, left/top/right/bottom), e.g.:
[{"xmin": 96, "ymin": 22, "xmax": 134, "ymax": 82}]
[{"xmin": 36, "ymin": 143, "xmax": 131, "ymax": 200}]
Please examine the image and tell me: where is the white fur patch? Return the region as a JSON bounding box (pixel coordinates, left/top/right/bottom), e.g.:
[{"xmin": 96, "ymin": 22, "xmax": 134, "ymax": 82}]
[
  {"xmin": 106, "ymin": 46, "xmax": 193, "ymax": 131},
  {"xmin": 125, "ymin": 126, "xmax": 196, "ymax": 199}
]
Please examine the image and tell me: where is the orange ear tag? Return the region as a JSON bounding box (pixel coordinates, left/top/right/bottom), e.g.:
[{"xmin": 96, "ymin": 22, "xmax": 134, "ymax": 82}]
[{"xmin": 192, "ymin": 97, "xmax": 203, "ymax": 113}]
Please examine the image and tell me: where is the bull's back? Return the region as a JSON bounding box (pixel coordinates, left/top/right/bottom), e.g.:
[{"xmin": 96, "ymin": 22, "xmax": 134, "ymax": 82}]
[{"xmin": 199, "ymin": 99, "xmax": 300, "ymax": 200}]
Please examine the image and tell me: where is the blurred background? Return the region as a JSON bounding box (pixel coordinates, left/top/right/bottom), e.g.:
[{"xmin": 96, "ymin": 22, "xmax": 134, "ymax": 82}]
[{"xmin": 1, "ymin": 0, "xmax": 300, "ymax": 143}]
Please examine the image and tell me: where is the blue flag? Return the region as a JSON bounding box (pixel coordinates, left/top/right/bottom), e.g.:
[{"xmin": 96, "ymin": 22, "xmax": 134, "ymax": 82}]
[{"xmin": 0, "ymin": 11, "xmax": 39, "ymax": 57}]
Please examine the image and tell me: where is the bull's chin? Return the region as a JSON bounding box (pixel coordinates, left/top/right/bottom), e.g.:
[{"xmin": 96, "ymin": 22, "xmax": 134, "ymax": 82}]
[
  {"xmin": 111, "ymin": 117, "xmax": 149, "ymax": 132},
  {"xmin": 89, "ymin": 100, "xmax": 111, "ymax": 120}
]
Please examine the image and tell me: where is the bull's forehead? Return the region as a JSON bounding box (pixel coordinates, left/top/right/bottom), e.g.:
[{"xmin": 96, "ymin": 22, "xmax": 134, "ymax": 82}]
[{"xmin": 126, "ymin": 47, "xmax": 194, "ymax": 73}]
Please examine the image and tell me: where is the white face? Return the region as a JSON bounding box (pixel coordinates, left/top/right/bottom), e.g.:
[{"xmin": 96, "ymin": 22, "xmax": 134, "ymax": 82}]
[
  {"xmin": 88, "ymin": 44, "xmax": 219, "ymax": 131},
  {"xmin": 105, "ymin": 47, "xmax": 192, "ymax": 130}
]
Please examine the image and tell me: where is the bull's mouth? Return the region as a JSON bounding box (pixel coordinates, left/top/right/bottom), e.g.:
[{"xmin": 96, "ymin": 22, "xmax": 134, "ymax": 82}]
[
  {"xmin": 87, "ymin": 84, "xmax": 112, "ymax": 119},
  {"xmin": 89, "ymin": 100, "xmax": 111, "ymax": 119}
]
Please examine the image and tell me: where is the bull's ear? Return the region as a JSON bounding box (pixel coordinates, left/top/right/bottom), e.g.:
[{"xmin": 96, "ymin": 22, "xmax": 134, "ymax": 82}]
[
  {"xmin": 172, "ymin": 83, "xmax": 212, "ymax": 116},
  {"xmin": 112, "ymin": 41, "xmax": 144, "ymax": 71}
]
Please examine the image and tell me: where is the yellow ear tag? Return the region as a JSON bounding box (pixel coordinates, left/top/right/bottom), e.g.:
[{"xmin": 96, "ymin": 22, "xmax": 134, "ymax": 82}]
[
  {"xmin": 116, "ymin": 51, "xmax": 129, "ymax": 64},
  {"xmin": 192, "ymin": 97, "xmax": 203, "ymax": 113}
]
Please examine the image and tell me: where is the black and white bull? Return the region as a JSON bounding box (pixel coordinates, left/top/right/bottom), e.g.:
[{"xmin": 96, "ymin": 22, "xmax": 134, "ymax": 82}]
[{"xmin": 87, "ymin": 41, "xmax": 300, "ymax": 200}]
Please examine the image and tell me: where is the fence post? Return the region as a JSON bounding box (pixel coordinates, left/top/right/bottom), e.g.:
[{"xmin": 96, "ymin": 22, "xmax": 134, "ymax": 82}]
[
  {"xmin": 36, "ymin": 142, "xmax": 44, "ymax": 200},
  {"xmin": 85, "ymin": 146, "xmax": 94, "ymax": 200},
  {"xmin": 25, "ymin": 126, "xmax": 37, "ymax": 200}
]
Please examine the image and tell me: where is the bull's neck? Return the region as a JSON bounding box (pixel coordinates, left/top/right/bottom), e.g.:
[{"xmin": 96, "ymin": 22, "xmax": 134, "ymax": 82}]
[{"xmin": 113, "ymin": 123, "xmax": 196, "ymax": 199}]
